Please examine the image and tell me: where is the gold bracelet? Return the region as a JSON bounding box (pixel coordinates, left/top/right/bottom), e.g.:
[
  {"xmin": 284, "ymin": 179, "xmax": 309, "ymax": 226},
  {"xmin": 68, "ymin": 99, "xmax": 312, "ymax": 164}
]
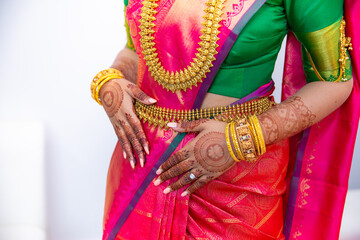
[
  {"xmin": 91, "ymin": 68, "xmax": 124, "ymax": 105},
  {"xmin": 248, "ymin": 115, "xmax": 266, "ymax": 155},
  {"xmin": 235, "ymin": 118, "xmax": 257, "ymax": 162},
  {"xmin": 230, "ymin": 121, "xmax": 244, "ymax": 161},
  {"xmin": 93, "ymin": 74, "xmax": 122, "ymax": 105},
  {"xmin": 91, "ymin": 68, "xmax": 123, "ymax": 92},
  {"xmin": 247, "ymin": 116, "xmax": 260, "ymax": 155},
  {"xmin": 225, "ymin": 122, "xmax": 241, "ymax": 162}
]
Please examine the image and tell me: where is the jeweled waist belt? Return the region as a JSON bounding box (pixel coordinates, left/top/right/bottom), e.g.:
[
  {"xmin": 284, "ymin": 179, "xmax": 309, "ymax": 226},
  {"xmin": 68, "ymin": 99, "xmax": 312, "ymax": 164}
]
[{"xmin": 134, "ymin": 96, "xmax": 276, "ymax": 129}]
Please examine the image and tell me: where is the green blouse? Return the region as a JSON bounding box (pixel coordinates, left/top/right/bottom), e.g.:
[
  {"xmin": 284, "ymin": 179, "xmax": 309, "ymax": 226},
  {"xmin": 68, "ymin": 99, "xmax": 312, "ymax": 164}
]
[{"xmin": 124, "ymin": 0, "xmax": 352, "ymax": 98}]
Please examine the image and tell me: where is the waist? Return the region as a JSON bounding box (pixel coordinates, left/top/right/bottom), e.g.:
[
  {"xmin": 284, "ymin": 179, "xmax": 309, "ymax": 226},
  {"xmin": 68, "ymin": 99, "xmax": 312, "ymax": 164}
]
[{"xmin": 135, "ymin": 96, "xmax": 276, "ymax": 129}]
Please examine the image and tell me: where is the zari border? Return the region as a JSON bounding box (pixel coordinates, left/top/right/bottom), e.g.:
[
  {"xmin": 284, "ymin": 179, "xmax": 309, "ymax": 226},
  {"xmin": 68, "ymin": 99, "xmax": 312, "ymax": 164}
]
[
  {"xmin": 107, "ymin": 132, "xmax": 187, "ymax": 240},
  {"xmin": 283, "ymin": 128, "xmax": 310, "ymax": 239}
]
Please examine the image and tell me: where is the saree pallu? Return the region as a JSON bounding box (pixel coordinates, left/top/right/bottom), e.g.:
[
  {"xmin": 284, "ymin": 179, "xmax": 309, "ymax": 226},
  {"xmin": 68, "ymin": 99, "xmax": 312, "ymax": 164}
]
[
  {"xmin": 103, "ymin": 0, "xmax": 288, "ymax": 239},
  {"xmin": 282, "ymin": 1, "xmax": 360, "ymax": 239}
]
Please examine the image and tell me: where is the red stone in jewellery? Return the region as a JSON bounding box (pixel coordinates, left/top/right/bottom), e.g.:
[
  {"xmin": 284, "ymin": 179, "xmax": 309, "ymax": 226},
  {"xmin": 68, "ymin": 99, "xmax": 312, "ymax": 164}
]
[{"xmin": 139, "ymin": 0, "xmax": 226, "ymax": 92}]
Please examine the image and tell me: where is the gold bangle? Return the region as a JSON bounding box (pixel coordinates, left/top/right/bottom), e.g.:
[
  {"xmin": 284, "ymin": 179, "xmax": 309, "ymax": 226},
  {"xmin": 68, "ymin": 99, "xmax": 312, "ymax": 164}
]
[
  {"xmin": 225, "ymin": 122, "xmax": 241, "ymax": 162},
  {"xmin": 91, "ymin": 68, "xmax": 124, "ymax": 105},
  {"xmin": 91, "ymin": 74, "xmax": 117, "ymax": 98},
  {"xmin": 230, "ymin": 121, "xmax": 244, "ymax": 161},
  {"xmin": 93, "ymin": 74, "xmax": 123, "ymax": 105},
  {"xmin": 247, "ymin": 116, "xmax": 260, "ymax": 155},
  {"xmin": 249, "ymin": 115, "xmax": 266, "ymax": 155},
  {"xmin": 91, "ymin": 69, "xmax": 124, "ymax": 97},
  {"xmin": 235, "ymin": 118, "xmax": 257, "ymax": 162}
]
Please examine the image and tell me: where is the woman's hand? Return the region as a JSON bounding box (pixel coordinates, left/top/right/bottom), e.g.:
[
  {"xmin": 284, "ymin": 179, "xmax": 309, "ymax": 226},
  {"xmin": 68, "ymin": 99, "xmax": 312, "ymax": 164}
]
[
  {"xmin": 154, "ymin": 119, "xmax": 236, "ymax": 197},
  {"xmin": 99, "ymin": 78, "xmax": 157, "ymax": 169}
]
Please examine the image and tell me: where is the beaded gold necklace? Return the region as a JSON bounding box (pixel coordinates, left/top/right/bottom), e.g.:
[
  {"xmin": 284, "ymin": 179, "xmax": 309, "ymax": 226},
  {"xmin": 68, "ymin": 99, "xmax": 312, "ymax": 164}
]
[{"xmin": 139, "ymin": 0, "xmax": 226, "ymax": 92}]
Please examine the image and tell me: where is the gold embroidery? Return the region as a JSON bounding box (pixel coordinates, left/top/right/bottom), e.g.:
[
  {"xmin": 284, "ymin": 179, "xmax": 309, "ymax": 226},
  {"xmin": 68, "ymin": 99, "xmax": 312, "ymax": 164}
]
[
  {"xmin": 254, "ymin": 198, "xmax": 281, "ymax": 229},
  {"xmin": 226, "ymin": 192, "xmax": 249, "ymax": 208},
  {"xmin": 133, "ymin": 208, "xmax": 162, "ymax": 223},
  {"xmin": 306, "ymin": 18, "xmax": 353, "ymax": 82},
  {"xmin": 139, "ymin": 0, "xmax": 226, "ymax": 92},
  {"xmin": 204, "ymin": 217, "xmax": 242, "ymax": 223}
]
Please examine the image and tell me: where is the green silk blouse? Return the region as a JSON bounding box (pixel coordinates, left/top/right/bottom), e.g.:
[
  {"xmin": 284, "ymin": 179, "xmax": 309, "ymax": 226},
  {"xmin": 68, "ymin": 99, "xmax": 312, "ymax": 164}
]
[{"xmin": 124, "ymin": 0, "xmax": 352, "ymax": 98}]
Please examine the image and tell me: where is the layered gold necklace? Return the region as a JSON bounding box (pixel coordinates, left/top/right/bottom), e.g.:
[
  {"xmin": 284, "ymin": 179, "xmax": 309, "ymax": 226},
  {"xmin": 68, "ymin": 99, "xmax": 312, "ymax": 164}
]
[{"xmin": 139, "ymin": 0, "xmax": 225, "ymax": 92}]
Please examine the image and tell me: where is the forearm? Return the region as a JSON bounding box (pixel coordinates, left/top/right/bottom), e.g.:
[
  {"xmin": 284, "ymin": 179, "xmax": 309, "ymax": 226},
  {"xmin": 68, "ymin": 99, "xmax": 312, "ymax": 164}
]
[
  {"xmin": 110, "ymin": 47, "xmax": 139, "ymax": 84},
  {"xmin": 258, "ymin": 79, "xmax": 353, "ymax": 145}
]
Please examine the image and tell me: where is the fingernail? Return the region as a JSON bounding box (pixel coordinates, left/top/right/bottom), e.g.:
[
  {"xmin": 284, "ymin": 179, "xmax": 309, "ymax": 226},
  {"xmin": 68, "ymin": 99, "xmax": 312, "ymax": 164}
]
[
  {"xmin": 144, "ymin": 145, "xmax": 150, "ymax": 155},
  {"xmin": 140, "ymin": 157, "xmax": 144, "ymax": 168},
  {"xmin": 163, "ymin": 187, "xmax": 171, "ymax": 194},
  {"xmin": 123, "ymin": 151, "xmax": 127, "ymax": 159},
  {"xmin": 181, "ymin": 191, "xmax": 189, "ymax": 197},
  {"xmin": 167, "ymin": 122, "xmax": 177, "ymax": 128},
  {"xmin": 154, "ymin": 179, "xmax": 161, "ymax": 186},
  {"xmin": 149, "ymin": 98, "xmax": 157, "ymax": 103},
  {"xmin": 130, "ymin": 160, "xmax": 135, "ymax": 169},
  {"xmin": 156, "ymin": 168, "xmax": 163, "ymax": 175}
]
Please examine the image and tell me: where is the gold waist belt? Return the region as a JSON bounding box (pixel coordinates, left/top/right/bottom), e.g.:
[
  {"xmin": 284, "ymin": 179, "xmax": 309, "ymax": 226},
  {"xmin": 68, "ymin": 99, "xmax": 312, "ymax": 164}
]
[{"xmin": 135, "ymin": 97, "xmax": 275, "ymax": 129}]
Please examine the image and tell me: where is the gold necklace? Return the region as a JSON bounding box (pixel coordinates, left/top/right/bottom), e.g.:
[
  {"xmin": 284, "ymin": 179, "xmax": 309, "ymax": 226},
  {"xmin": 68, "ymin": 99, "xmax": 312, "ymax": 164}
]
[{"xmin": 139, "ymin": 0, "xmax": 225, "ymax": 92}]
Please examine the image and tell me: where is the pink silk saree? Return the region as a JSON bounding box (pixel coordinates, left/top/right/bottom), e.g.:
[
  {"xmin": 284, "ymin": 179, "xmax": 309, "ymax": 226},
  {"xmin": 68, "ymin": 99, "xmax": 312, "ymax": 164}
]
[{"xmin": 102, "ymin": 0, "xmax": 360, "ymax": 239}]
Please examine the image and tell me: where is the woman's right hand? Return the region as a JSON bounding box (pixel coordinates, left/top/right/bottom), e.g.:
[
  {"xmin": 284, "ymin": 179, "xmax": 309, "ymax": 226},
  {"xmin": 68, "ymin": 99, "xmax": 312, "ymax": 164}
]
[{"xmin": 99, "ymin": 78, "xmax": 157, "ymax": 169}]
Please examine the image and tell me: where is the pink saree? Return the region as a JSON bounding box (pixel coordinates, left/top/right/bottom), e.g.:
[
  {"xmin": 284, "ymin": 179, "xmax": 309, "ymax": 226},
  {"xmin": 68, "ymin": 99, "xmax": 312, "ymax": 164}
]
[{"xmin": 102, "ymin": 0, "xmax": 360, "ymax": 239}]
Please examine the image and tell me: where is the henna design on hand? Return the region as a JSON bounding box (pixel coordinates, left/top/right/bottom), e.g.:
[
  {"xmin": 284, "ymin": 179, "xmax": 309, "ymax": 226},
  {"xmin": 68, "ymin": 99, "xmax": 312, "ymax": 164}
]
[
  {"xmin": 111, "ymin": 56, "xmax": 138, "ymax": 84},
  {"xmin": 127, "ymin": 83, "xmax": 148, "ymax": 101},
  {"xmin": 101, "ymin": 82, "xmax": 124, "ymax": 118},
  {"xmin": 120, "ymin": 119, "xmax": 144, "ymax": 160},
  {"xmin": 179, "ymin": 119, "xmax": 210, "ymax": 131},
  {"xmin": 159, "ymin": 159, "xmax": 194, "ymax": 183},
  {"xmin": 186, "ymin": 177, "xmax": 208, "ymax": 195},
  {"xmin": 125, "ymin": 113, "xmax": 148, "ymax": 148},
  {"xmin": 258, "ymin": 96, "xmax": 316, "ymax": 144},
  {"xmin": 194, "ymin": 132, "xmax": 234, "ymax": 173},
  {"xmin": 114, "ymin": 125, "xmax": 134, "ymax": 160},
  {"xmin": 156, "ymin": 121, "xmax": 236, "ymax": 195},
  {"xmin": 160, "ymin": 150, "xmax": 190, "ymax": 172}
]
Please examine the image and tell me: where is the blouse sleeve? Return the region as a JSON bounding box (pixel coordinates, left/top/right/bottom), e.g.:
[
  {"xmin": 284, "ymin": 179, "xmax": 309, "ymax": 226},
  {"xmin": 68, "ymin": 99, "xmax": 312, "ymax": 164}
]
[
  {"xmin": 285, "ymin": 0, "xmax": 352, "ymax": 83},
  {"xmin": 124, "ymin": 2, "xmax": 136, "ymax": 51}
]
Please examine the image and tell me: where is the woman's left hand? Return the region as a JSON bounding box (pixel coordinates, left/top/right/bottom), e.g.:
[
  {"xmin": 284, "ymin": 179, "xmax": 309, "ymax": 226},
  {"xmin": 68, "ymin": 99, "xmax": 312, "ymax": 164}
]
[{"xmin": 154, "ymin": 119, "xmax": 236, "ymax": 197}]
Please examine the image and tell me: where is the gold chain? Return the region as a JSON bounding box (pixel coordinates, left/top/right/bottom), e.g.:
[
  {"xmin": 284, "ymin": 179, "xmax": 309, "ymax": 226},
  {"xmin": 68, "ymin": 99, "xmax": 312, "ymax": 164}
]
[
  {"xmin": 135, "ymin": 97, "xmax": 276, "ymax": 129},
  {"xmin": 139, "ymin": 0, "xmax": 225, "ymax": 92}
]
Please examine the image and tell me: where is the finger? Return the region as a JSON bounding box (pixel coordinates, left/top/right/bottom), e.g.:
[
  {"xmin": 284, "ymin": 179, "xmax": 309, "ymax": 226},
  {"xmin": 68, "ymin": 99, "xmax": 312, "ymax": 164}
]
[
  {"xmin": 156, "ymin": 149, "xmax": 190, "ymax": 175},
  {"xmin": 125, "ymin": 83, "xmax": 157, "ymax": 105},
  {"xmin": 154, "ymin": 158, "xmax": 194, "ymax": 186},
  {"xmin": 181, "ymin": 175, "xmax": 211, "ymax": 197},
  {"xmin": 125, "ymin": 112, "xmax": 150, "ymax": 155},
  {"xmin": 120, "ymin": 120, "xmax": 145, "ymax": 167},
  {"xmin": 167, "ymin": 119, "xmax": 210, "ymax": 132},
  {"xmin": 114, "ymin": 124, "xmax": 136, "ymax": 169},
  {"xmin": 164, "ymin": 169, "xmax": 202, "ymax": 193}
]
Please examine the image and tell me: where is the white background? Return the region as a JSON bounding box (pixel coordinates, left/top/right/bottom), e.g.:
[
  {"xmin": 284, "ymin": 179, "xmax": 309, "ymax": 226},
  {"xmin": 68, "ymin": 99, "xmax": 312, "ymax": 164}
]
[{"xmin": 0, "ymin": 0, "xmax": 359, "ymax": 239}]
